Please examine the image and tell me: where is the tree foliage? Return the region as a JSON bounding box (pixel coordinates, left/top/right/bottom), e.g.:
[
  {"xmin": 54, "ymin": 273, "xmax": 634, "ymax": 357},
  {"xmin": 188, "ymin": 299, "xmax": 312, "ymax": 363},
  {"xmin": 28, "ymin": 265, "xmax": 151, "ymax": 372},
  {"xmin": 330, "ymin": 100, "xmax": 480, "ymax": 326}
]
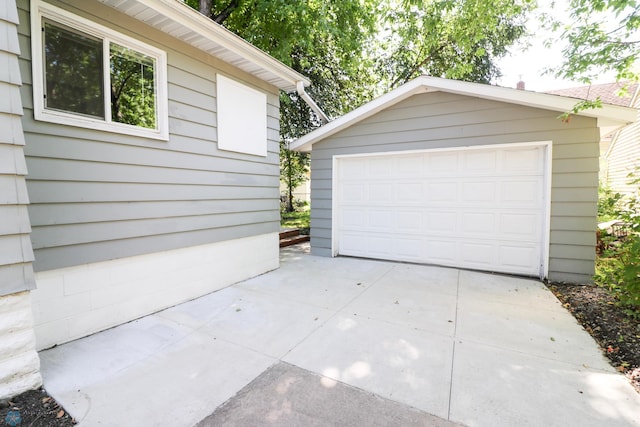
[
  {"xmin": 378, "ymin": 0, "xmax": 534, "ymax": 87},
  {"xmin": 187, "ymin": 1, "xmax": 534, "ymax": 212},
  {"xmin": 545, "ymin": 0, "xmax": 640, "ymax": 83}
]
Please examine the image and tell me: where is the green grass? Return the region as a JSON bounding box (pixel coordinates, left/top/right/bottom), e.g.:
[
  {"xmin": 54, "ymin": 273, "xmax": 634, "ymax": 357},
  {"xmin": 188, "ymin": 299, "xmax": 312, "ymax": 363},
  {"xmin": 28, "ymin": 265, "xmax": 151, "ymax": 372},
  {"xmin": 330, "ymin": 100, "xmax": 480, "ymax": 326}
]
[{"xmin": 281, "ymin": 208, "xmax": 310, "ymax": 232}]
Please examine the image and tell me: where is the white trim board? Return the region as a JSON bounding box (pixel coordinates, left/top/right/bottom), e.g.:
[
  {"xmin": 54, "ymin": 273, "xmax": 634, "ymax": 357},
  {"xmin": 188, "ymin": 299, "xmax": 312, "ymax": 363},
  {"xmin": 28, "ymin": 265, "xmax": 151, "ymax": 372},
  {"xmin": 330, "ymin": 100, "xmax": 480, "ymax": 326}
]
[
  {"xmin": 331, "ymin": 141, "xmax": 552, "ymax": 279},
  {"xmin": 31, "ymin": 0, "xmax": 169, "ymax": 140}
]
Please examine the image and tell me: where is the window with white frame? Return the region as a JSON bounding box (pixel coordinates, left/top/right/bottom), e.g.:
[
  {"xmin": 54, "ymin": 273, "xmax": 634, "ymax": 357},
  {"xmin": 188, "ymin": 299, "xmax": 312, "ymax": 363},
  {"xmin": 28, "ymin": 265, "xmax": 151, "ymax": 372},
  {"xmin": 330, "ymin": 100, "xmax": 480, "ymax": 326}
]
[{"xmin": 31, "ymin": 1, "xmax": 168, "ymax": 139}]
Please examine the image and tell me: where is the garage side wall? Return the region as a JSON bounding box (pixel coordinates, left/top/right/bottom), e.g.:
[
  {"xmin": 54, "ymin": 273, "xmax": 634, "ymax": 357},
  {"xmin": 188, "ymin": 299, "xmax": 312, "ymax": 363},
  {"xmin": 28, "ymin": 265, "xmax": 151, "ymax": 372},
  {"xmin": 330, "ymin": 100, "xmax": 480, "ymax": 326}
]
[{"xmin": 310, "ymin": 92, "xmax": 599, "ymax": 283}]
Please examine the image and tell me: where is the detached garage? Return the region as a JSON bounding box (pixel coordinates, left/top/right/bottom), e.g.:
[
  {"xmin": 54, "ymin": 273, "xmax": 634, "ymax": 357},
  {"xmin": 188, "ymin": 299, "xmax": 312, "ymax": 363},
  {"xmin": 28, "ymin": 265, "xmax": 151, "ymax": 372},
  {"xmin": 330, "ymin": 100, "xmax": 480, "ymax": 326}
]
[{"xmin": 290, "ymin": 76, "xmax": 637, "ymax": 283}]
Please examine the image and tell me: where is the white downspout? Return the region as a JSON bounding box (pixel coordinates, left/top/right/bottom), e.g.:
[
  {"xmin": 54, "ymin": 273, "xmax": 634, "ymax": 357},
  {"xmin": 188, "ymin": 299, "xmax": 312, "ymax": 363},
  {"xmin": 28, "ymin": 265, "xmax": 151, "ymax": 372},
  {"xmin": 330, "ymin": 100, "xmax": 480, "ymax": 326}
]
[{"xmin": 296, "ymin": 81, "xmax": 329, "ymax": 124}]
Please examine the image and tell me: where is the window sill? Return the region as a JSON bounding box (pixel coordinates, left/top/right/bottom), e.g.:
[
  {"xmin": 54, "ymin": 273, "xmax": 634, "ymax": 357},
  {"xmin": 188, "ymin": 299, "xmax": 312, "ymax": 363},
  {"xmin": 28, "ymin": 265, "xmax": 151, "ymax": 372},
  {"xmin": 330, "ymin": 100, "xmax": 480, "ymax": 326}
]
[{"xmin": 35, "ymin": 108, "xmax": 169, "ymax": 141}]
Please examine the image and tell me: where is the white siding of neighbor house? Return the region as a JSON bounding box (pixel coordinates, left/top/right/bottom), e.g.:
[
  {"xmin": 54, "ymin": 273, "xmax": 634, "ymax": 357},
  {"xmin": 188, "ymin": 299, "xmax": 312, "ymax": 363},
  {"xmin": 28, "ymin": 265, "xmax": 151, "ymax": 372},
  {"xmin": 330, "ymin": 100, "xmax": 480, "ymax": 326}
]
[
  {"xmin": 17, "ymin": 0, "xmax": 281, "ymax": 272},
  {"xmin": 605, "ymin": 111, "xmax": 640, "ymax": 197},
  {"xmin": 310, "ymin": 92, "xmax": 601, "ymax": 283},
  {"xmin": 0, "ymin": 0, "xmax": 42, "ymax": 401}
]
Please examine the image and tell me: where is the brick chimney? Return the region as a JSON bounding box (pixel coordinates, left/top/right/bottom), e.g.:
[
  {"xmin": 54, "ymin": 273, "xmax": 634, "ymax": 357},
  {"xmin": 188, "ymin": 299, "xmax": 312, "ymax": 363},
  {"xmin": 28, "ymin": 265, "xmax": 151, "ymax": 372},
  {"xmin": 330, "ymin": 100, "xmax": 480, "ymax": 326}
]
[{"xmin": 516, "ymin": 76, "xmax": 525, "ymax": 90}]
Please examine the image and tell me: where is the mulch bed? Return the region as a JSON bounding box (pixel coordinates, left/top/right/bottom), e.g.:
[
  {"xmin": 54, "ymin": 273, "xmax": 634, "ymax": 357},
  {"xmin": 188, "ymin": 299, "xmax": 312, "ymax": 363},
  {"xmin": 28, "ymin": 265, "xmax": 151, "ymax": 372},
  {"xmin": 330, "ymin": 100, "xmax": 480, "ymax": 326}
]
[
  {"xmin": 0, "ymin": 388, "xmax": 75, "ymax": 426},
  {"xmin": 547, "ymin": 282, "xmax": 640, "ymax": 393}
]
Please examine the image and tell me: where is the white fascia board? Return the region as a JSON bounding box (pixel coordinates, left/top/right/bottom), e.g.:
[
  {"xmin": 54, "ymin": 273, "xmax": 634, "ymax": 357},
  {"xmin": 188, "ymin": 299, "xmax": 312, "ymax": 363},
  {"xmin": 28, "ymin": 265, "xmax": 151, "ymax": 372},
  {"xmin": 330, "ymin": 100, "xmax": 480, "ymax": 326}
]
[
  {"xmin": 419, "ymin": 76, "xmax": 638, "ymax": 124},
  {"xmin": 99, "ymin": 0, "xmax": 309, "ymax": 91},
  {"xmin": 291, "ymin": 75, "xmax": 638, "ymax": 152},
  {"xmin": 290, "ymin": 78, "xmax": 431, "ymax": 152}
]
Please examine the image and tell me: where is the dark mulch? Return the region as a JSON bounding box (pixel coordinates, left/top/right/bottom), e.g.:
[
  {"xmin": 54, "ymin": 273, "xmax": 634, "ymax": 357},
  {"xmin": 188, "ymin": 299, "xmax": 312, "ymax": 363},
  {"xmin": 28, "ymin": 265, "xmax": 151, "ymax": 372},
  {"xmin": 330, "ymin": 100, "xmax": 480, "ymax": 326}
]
[
  {"xmin": 0, "ymin": 388, "xmax": 75, "ymax": 426},
  {"xmin": 547, "ymin": 282, "xmax": 640, "ymax": 393}
]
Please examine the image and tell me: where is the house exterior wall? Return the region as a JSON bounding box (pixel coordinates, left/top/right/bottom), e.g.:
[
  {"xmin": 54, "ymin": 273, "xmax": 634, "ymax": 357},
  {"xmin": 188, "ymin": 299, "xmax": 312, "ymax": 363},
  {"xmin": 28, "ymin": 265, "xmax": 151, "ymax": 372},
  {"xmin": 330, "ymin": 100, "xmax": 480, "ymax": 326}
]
[
  {"xmin": 604, "ymin": 115, "xmax": 640, "ymax": 197},
  {"xmin": 18, "ymin": 0, "xmax": 281, "ymax": 273},
  {"xmin": 16, "ymin": 0, "xmax": 283, "ymax": 348},
  {"xmin": 310, "ymin": 92, "xmax": 601, "ymax": 283},
  {"xmin": 0, "ymin": 0, "xmax": 42, "ymax": 400}
]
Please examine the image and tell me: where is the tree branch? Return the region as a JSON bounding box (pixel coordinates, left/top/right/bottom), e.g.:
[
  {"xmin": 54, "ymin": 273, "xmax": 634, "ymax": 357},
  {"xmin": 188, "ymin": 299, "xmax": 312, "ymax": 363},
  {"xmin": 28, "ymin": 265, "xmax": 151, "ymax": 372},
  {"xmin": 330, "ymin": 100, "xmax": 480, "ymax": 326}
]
[
  {"xmin": 213, "ymin": 0, "xmax": 240, "ymax": 24},
  {"xmin": 199, "ymin": 0, "xmax": 212, "ymax": 17}
]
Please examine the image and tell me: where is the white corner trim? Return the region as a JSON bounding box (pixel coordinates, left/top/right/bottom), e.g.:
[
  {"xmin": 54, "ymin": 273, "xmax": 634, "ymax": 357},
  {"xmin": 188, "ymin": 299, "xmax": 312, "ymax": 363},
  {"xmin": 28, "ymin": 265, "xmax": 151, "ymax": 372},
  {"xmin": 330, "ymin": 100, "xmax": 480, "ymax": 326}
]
[{"xmin": 30, "ymin": 0, "xmax": 169, "ymax": 140}]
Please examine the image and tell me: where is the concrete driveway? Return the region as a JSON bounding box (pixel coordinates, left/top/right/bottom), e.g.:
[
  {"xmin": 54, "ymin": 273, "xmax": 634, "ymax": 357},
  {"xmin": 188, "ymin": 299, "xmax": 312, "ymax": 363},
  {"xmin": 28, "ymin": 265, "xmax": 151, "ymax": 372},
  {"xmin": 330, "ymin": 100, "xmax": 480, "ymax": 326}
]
[{"xmin": 39, "ymin": 244, "xmax": 640, "ymax": 426}]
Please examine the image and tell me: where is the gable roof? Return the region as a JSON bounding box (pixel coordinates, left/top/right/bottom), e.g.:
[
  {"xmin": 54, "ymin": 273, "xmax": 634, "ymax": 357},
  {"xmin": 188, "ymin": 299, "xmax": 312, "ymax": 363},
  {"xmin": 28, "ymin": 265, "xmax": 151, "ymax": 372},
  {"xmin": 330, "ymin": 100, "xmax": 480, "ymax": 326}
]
[
  {"xmin": 97, "ymin": 0, "xmax": 309, "ymax": 92},
  {"xmin": 290, "ymin": 76, "xmax": 638, "ymax": 152},
  {"xmin": 547, "ymin": 82, "xmax": 640, "ymax": 107}
]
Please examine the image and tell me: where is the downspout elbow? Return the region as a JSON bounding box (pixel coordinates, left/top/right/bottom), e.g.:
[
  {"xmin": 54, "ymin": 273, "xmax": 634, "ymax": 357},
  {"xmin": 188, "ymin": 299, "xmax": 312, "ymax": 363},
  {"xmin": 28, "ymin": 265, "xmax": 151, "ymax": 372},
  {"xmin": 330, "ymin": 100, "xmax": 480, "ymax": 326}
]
[{"xmin": 296, "ymin": 81, "xmax": 329, "ymax": 125}]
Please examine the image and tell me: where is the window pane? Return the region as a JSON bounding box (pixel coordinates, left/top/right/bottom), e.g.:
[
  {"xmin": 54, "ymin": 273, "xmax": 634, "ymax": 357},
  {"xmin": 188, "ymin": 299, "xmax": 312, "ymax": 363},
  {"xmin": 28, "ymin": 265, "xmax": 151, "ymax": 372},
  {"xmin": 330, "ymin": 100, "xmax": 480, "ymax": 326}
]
[
  {"xmin": 44, "ymin": 21, "xmax": 104, "ymax": 118},
  {"xmin": 110, "ymin": 43, "xmax": 156, "ymax": 129}
]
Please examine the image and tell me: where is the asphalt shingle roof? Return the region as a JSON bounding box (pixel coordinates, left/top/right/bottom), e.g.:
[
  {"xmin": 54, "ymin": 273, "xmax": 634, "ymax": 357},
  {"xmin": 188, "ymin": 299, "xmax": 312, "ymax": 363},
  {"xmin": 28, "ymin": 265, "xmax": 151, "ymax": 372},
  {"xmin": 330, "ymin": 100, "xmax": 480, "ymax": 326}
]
[{"xmin": 547, "ymin": 82, "xmax": 639, "ymax": 107}]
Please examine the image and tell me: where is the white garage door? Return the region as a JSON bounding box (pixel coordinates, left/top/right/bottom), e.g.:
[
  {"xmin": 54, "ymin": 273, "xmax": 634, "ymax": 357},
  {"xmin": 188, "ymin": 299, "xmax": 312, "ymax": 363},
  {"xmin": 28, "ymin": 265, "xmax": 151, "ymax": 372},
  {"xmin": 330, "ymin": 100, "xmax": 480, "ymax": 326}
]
[{"xmin": 335, "ymin": 144, "xmax": 548, "ymax": 276}]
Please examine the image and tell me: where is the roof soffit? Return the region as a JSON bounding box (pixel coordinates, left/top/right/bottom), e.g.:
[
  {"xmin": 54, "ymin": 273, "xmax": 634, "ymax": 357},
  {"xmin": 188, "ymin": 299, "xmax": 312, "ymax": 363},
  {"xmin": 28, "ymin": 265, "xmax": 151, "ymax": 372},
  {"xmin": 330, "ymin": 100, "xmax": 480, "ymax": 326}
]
[{"xmin": 96, "ymin": 0, "xmax": 309, "ymax": 92}]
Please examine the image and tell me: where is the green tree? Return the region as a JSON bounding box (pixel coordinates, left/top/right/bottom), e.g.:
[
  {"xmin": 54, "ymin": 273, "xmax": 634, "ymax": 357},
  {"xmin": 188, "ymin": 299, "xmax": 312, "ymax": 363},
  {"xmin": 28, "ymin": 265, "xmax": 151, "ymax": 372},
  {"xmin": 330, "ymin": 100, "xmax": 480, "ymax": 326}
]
[
  {"xmin": 187, "ymin": 1, "xmax": 534, "ymax": 211},
  {"xmin": 188, "ymin": 0, "xmax": 378, "ymax": 212},
  {"xmin": 545, "ymin": 0, "xmax": 640, "ymax": 84},
  {"xmin": 378, "ymin": 0, "xmax": 535, "ymax": 88}
]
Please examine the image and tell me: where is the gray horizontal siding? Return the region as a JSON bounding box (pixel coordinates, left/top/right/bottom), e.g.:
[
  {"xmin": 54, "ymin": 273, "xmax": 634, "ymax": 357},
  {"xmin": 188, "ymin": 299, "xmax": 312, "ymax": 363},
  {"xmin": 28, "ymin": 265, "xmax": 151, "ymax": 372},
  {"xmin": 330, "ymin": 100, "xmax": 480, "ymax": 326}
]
[
  {"xmin": 0, "ymin": 0, "xmax": 35, "ymax": 295},
  {"xmin": 33, "ymin": 222, "xmax": 275, "ymax": 271},
  {"xmin": 18, "ymin": 0, "xmax": 281, "ymax": 271},
  {"xmin": 310, "ymin": 91, "xmax": 600, "ymax": 283},
  {"xmin": 28, "ymin": 199, "xmax": 277, "ymax": 225}
]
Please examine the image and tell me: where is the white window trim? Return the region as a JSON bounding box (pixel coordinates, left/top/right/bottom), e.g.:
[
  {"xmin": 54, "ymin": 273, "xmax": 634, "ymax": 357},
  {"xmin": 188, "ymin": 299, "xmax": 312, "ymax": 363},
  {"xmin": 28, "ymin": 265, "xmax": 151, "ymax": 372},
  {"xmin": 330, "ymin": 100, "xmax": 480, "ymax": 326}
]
[{"xmin": 31, "ymin": 0, "xmax": 169, "ymax": 140}]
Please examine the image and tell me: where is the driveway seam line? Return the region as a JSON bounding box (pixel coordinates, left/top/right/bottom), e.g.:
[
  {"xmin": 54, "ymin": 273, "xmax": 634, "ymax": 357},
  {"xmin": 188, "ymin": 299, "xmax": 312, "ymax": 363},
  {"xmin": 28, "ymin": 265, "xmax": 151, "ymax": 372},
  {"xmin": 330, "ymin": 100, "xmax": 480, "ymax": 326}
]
[
  {"xmin": 447, "ymin": 269, "xmax": 461, "ymax": 420},
  {"xmin": 279, "ymin": 261, "xmax": 396, "ymax": 361}
]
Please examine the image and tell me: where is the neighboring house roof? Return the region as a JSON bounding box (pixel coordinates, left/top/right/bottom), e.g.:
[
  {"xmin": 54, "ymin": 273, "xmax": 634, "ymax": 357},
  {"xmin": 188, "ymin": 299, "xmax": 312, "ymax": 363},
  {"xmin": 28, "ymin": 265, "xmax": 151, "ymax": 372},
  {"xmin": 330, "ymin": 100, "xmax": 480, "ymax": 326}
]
[
  {"xmin": 97, "ymin": 0, "xmax": 309, "ymax": 92},
  {"xmin": 290, "ymin": 76, "xmax": 639, "ymax": 152},
  {"xmin": 547, "ymin": 82, "xmax": 640, "ymax": 107}
]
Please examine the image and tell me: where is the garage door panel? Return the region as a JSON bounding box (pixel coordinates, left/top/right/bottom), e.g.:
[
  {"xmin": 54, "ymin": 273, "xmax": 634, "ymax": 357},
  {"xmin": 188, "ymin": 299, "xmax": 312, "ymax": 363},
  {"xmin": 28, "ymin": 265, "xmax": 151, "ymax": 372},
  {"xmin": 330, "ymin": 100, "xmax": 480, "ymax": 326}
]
[
  {"xmin": 341, "ymin": 159, "xmax": 366, "ymax": 179},
  {"xmin": 502, "ymin": 147, "xmax": 544, "ymax": 173},
  {"xmin": 337, "ymin": 145, "xmax": 546, "ymax": 276},
  {"xmin": 501, "ymin": 180, "xmax": 542, "ymax": 204},
  {"xmin": 425, "ymin": 239, "xmax": 458, "ymax": 263},
  {"xmin": 461, "ymin": 212, "xmax": 496, "ymax": 235},
  {"xmin": 464, "ymin": 150, "xmax": 497, "ymax": 172},
  {"xmin": 462, "ymin": 182, "xmax": 496, "ymax": 202},
  {"xmin": 369, "ymin": 157, "xmax": 391, "ymax": 177},
  {"xmin": 393, "ymin": 238, "xmax": 423, "ymax": 259},
  {"xmin": 499, "ymin": 244, "xmax": 540, "ymax": 272},
  {"xmin": 429, "ymin": 182, "xmax": 458, "ymax": 201},
  {"xmin": 342, "ymin": 184, "xmax": 365, "ymax": 202},
  {"xmin": 396, "ymin": 155, "xmax": 424, "ymax": 176},
  {"xmin": 369, "ymin": 183, "xmax": 394, "ymax": 201},
  {"xmin": 369, "ymin": 209, "xmax": 394, "ymax": 230},
  {"xmin": 425, "ymin": 211, "xmax": 457, "ymax": 233},
  {"xmin": 397, "ymin": 182, "xmax": 424, "ymax": 203},
  {"xmin": 427, "ymin": 152, "xmax": 459, "ymax": 173},
  {"xmin": 341, "ymin": 208, "xmax": 365, "ymax": 228},
  {"xmin": 397, "ymin": 211, "xmax": 422, "ymax": 231},
  {"xmin": 461, "ymin": 241, "xmax": 496, "ymax": 267},
  {"xmin": 499, "ymin": 213, "xmax": 539, "ymax": 237}
]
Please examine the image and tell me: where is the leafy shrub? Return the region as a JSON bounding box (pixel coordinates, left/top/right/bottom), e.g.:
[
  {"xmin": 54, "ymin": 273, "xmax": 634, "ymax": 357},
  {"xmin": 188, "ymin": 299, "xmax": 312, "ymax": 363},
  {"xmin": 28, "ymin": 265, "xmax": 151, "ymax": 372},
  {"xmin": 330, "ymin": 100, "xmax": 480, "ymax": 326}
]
[
  {"xmin": 594, "ymin": 175, "xmax": 640, "ymax": 317},
  {"xmin": 598, "ymin": 185, "xmax": 623, "ymax": 222}
]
